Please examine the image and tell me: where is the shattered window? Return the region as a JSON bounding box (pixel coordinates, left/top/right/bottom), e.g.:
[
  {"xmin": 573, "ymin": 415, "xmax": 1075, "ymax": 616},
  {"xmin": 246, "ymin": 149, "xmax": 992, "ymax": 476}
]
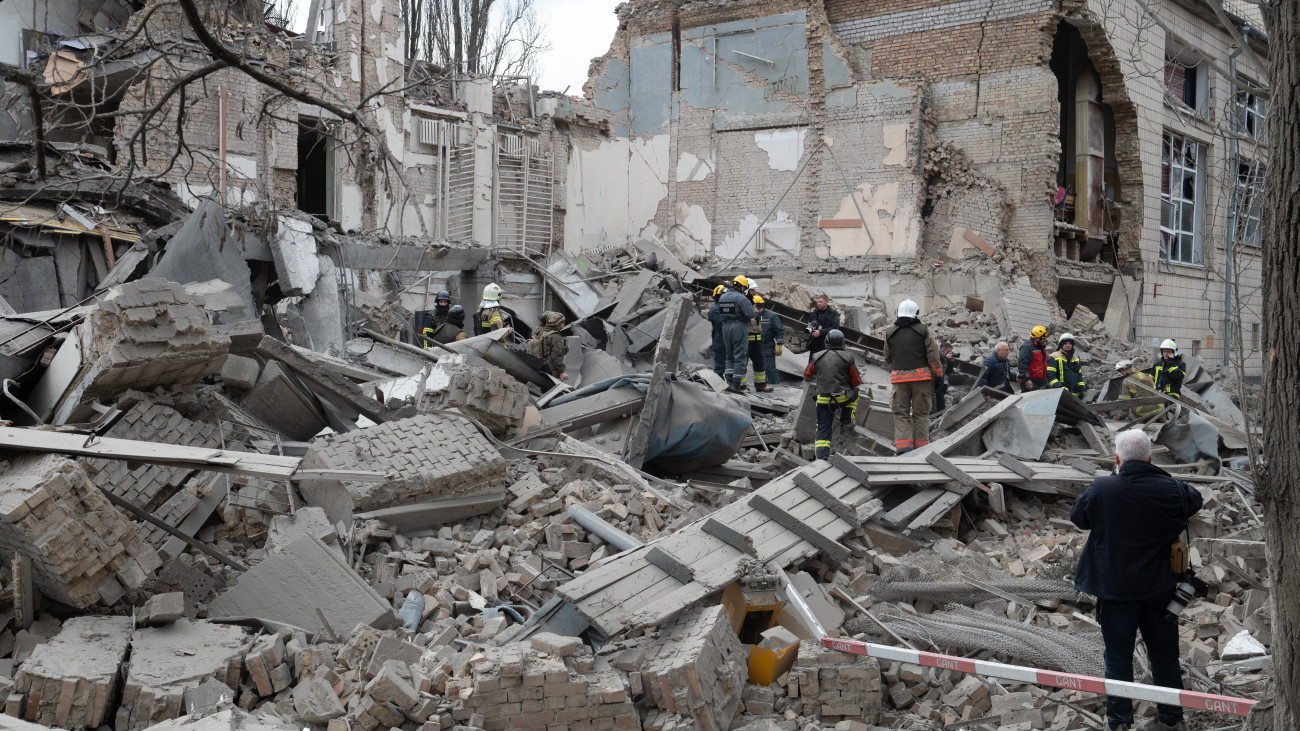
[
  {"xmin": 1160, "ymin": 131, "xmax": 1204, "ymax": 266},
  {"xmin": 1231, "ymin": 159, "xmax": 1265, "ymax": 248},
  {"xmin": 1232, "ymin": 89, "xmax": 1265, "ymax": 140}
]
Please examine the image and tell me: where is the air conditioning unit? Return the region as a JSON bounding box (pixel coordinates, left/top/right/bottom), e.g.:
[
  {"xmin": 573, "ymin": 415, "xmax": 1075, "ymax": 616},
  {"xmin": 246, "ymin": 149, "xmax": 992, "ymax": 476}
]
[
  {"xmin": 418, "ymin": 118, "xmax": 447, "ymax": 147},
  {"xmin": 498, "ymin": 133, "xmax": 524, "ymax": 156}
]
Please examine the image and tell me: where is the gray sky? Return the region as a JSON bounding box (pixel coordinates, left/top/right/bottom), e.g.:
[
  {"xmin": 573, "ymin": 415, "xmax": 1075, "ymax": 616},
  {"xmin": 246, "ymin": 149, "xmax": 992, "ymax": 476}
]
[{"xmin": 531, "ymin": 0, "xmax": 620, "ymax": 94}]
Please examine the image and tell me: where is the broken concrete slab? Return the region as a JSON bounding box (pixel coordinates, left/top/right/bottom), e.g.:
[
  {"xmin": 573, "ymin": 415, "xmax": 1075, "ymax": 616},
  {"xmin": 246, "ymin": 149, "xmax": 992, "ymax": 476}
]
[
  {"xmin": 297, "ymin": 413, "xmax": 506, "ymax": 523},
  {"xmin": 355, "ymin": 491, "xmax": 505, "ymax": 535},
  {"xmin": 117, "ymin": 619, "xmax": 249, "ymax": 730},
  {"xmin": 183, "ymin": 279, "xmax": 255, "ymax": 324},
  {"xmin": 152, "ymin": 200, "xmax": 255, "ymax": 318},
  {"xmin": 299, "ymin": 254, "xmax": 345, "ymax": 353},
  {"xmin": 142, "ymin": 708, "xmax": 299, "ymax": 731},
  {"xmin": 292, "ymin": 675, "xmax": 345, "ymax": 724},
  {"xmin": 207, "ymin": 536, "xmax": 397, "ymax": 638},
  {"xmin": 140, "ymin": 592, "xmax": 185, "ymax": 625},
  {"xmin": 643, "ymin": 604, "xmax": 747, "ymax": 731},
  {"xmin": 14, "ymin": 615, "xmax": 133, "ymax": 729},
  {"xmin": 0, "ymin": 454, "xmax": 161, "ymax": 608},
  {"xmin": 265, "ymin": 507, "xmax": 339, "ymax": 556},
  {"xmin": 242, "ymin": 360, "xmax": 329, "ymax": 441},
  {"xmin": 271, "ymin": 215, "xmax": 320, "ymax": 296},
  {"xmin": 219, "ymin": 354, "xmax": 261, "ymax": 391}
]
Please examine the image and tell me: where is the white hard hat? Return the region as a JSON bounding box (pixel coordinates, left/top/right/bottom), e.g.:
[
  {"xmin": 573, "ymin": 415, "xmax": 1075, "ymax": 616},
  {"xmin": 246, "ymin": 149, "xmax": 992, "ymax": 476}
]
[
  {"xmin": 1160, "ymin": 338, "xmax": 1178, "ymax": 354},
  {"xmin": 482, "ymin": 283, "xmax": 503, "ymax": 301},
  {"xmin": 897, "ymin": 299, "xmax": 920, "ymax": 318},
  {"xmin": 1114, "ymin": 359, "xmax": 1134, "ymax": 372}
]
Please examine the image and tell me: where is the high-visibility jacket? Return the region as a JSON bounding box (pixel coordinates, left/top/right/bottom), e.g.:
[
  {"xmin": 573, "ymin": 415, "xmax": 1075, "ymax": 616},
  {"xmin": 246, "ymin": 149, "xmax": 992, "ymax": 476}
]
[
  {"xmin": 1154, "ymin": 356, "xmax": 1186, "ymax": 398},
  {"xmin": 883, "ymin": 318, "xmax": 940, "ymax": 384},
  {"xmin": 1120, "ymin": 372, "xmax": 1163, "ymax": 417},
  {"xmin": 476, "ymin": 305, "xmax": 505, "ymax": 335},
  {"xmin": 1046, "ymin": 350, "xmax": 1086, "ymax": 397}
]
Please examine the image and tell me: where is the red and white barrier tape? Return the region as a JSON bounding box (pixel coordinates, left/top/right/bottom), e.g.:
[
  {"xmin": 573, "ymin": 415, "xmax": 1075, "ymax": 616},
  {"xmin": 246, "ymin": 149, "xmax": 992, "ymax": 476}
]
[{"xmin": 820, "ymin": 637, "xmax": 1256, "ymax": 717}]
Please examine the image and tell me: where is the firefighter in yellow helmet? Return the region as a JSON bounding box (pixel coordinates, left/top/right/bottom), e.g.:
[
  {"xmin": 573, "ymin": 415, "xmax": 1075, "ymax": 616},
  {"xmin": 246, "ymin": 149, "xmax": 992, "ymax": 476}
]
[
  {"xmin": 707, "ymin": 284, "xmax": 727, "ymax": 378},
  {"xmin": 1018, "ymin": 325, "xmax": 1051, "ymax": 392},
  {"xmin": 718, "ymin": 276, "xmax": 756, "ymax": 393}
]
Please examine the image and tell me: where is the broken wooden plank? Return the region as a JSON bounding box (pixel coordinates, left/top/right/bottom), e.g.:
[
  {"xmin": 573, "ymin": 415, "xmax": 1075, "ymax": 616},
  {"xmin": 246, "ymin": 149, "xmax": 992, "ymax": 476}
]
[
  {"xmin": 907, "ymin": 487, "xmax": 969, "ymax": 531},
  {"xmin": 994, "ymin": 452, "xmax": 1036, "ymax": 479},
  {"xmin": 793, "ymin": 471, "xmax": 857, "ymax": 525},
  {"xmin": 644, "ymin": 546, "xmax": 694, "ymax": 584},
  {"xmin": 0, "ymin": 425, "xmax": 301, "ymax": 479},
  {"xmin": 750, "ymin": 495, "xmax": 851, "ymax": 564},
  {"xmin": 881, "ymin": 487, "xmax": 946, "ymax": 528},
  {"xmin": 701, "ymin": 518, "xmax": 756, "ymax": 555},
  {"xmin": 925, "ymin": 452, "xmax": 994, "ymax": 495},
  {"xmin": 1078, "ymin": 421, "xmax": 1112, "ymax": 456},
  {"xmin": 623, "ymin": 294, "xmax": 692, "ymax": 470}
]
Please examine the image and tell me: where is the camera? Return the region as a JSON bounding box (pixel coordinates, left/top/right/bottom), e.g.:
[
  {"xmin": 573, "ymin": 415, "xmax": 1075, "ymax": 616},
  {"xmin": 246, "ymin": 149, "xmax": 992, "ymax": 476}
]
[{"xmin": 1164, "ymin": 572, "xmax": 1209, "ymax": 623}]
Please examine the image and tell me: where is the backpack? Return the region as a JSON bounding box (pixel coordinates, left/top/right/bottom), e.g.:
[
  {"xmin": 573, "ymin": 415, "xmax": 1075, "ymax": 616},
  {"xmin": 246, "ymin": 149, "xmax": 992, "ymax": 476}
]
[{"xmin": 526, "ymin": 328, "xmax": 554, "ymax": 359}]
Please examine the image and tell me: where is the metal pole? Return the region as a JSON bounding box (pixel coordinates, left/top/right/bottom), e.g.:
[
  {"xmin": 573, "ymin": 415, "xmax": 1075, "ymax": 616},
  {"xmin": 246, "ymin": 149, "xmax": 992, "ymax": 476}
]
[{"xmin": 567, "ymin": 505, "xmax": 644, "ymax": 553}]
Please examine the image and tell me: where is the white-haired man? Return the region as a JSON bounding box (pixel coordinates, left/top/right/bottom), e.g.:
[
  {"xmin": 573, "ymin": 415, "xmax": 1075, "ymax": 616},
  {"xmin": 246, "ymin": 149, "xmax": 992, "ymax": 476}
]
[{"xmin": 1070, "ymin": 429, "xmax": 1203, "ymax": 731}]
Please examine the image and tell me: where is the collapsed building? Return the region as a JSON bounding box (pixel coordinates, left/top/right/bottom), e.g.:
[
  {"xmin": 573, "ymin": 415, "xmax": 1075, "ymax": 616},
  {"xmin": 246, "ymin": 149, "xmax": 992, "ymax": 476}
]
[{"xmin": 0, "ymin": 0, "xmax": 1277, "ymax": 729}]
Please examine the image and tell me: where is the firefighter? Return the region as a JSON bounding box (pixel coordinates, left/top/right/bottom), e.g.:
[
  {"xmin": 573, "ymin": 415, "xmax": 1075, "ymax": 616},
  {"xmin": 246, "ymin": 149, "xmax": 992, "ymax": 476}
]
[
  {"xmin": 432, "ymin": 290, "xmax": 453, "ymax": 325},
  {"xmin": 1115, "ymin": 359, "xmax": 1163, "ymax": 419},
  {"xmin": 1018, "ymin": 325, "xmax": 1050, "ymax": 392},
  {"xmin": 756, "ymin": 296, "xmax": 785, "ymax": 388},
  {"xmin": 803, "ymin": 329, "xmax": 861, "ymax": 460},
  {"xmin": 708, "ymin": 285, "xmax": 727, "ymax": 378},
  {"xmin": 1154, "ymin": 339, "xmax": 1186, "ymax": 399},
  {"xmin": 527, "ymin": 311, "xmax": 569, "ymax": 380},
  {"xmin": 423, "ymin": 305, "xmax": 467, "ymax": 346},
  {"xmin": 746, "ymin": 295, "xmax": 770, "ymax": 392},
  {"xmin": 718, "ymin": 276, "xmax": 756, "ymax": 393},
  {"xmin": 884, "ymin": 299, "xmax": 940, "ymax": 454},
  {"xmin": 1047, "ymin": 333, "xmax": 1087, "ymax": 398},
  {"xmin": 475, "ymin": 283, "xmax": 511, "ymax": 335}
]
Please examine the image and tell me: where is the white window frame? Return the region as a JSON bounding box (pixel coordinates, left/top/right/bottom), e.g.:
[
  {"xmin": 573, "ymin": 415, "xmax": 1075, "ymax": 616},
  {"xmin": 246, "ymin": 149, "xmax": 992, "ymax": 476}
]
[
  {"xmin": 1231, "ymin": 88, "xmax": 1266, "ymax": 140},
  {"xmin": 1230, "ymin": 159, "xmax": 1265, "ymax": 248},
  {"xmin": 1160, "ymin": 131, "xmax": 1206, "ymax": 266},
  {"xmin": 1163, "ymin": 52, "xmax": 1211, "ymax": 118}
]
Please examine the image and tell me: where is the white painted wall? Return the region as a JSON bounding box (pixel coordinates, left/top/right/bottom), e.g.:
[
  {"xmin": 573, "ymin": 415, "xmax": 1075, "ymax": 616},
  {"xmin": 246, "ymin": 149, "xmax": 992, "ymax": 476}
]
[
  {"xmin": 563, "ymin": 134, "xmax": 670, "ymax": 254},
  {"xmin": 0, "ymin": 0, "xmax": 85, "ymax": 66}
]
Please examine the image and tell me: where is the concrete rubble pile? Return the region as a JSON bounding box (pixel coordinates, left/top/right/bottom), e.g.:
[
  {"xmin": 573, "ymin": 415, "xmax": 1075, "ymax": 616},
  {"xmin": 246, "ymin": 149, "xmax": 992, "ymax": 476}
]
[{"xmin": 0, "ymin": 169, "xmax": 1270, "ymax": 731}]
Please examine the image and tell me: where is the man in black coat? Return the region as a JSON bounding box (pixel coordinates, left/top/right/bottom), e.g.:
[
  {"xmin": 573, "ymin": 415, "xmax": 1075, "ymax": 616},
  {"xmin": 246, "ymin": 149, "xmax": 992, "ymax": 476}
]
[
  {"xmin": 805, "ymin": 295, "xmax": 841, "ymax": 362},
  {"xmin": 1070, "ymin": 429, "xmax": 1203, "ymax": 731}
]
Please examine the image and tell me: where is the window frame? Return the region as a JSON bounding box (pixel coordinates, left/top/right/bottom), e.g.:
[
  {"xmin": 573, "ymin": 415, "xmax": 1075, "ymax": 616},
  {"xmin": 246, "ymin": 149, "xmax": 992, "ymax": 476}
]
[
  {"xmin": 1231, "ymin": 88, "xmax": 1266, "ymax": 140},
  {"xmin": 1230, "ymin": 158, "xmax": 1265, "ymax": 248},
  {"xmin": 1160, "ymin": 131, "xmax": 1206, "ymax": 266}
]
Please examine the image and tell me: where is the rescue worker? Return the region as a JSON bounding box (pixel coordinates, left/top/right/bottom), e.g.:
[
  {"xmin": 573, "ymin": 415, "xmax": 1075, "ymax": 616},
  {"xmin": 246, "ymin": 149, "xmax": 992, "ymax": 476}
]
[
  {"xmin": 423, "ymin": 305, "xmax": 468, "ymax": 346},
  {"xmin": 1047, "ymin": 333, "xmax": 1087, "ymax": 398},
  {"xmin": 708, "ymin": 285, "xmax": 727, "ymax": 379},
  {"xmin": 1154, "ymin": 339, "xmax": 1186, "ymax": 399},
  {"xmin": 432, "ymin": 290, "xmax": 453, "ymax": 325},
  {"xmin": 884, "ymin": 299, "xmax": 940, "ymax": 454},
  {"xmin": 803, "ymin": 330, "xmax": 862, "ymax": 460},
  {"xmin": 932, "ymin": 342, "xmax": 954, "ymax": 412},
  {"xmin": 1018, "ymin": 325, "xmax": 1050, "ymax": 392},
  {"xmin": 757, "ymin": 296, "xmax": 785, "ymax": 388},
  {"xmin": 718, "ymin": 276, "xmax": 755, "ymax": 393},
  {"xmin": 475, "ymin": 283, "xmax": 511, "ymax": 335},
  {"xmin": 806, "ymin": 295, "xmax": 841, "ymax": 363},
  {"xmin": 527, "ymin": 311, "xmax": 569, "ymax": 381},
  {"xmin": 1115, "ymin": 359, "xmax": 1163, "ymax": 419},
  {"xmin": 746, "ymin": 295, "xmax": 769, "ymax": 391}
]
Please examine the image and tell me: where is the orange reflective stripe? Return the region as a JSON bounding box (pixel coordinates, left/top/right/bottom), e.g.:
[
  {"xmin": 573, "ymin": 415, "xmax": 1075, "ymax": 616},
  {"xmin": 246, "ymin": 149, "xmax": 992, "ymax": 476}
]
[
  {"xmin": 894, "ymin": 439, "xmax": 915, "ymax": 448},
  {"xmin": 891, "ymin": 368, "xmax": 934, "ymax": 383}
]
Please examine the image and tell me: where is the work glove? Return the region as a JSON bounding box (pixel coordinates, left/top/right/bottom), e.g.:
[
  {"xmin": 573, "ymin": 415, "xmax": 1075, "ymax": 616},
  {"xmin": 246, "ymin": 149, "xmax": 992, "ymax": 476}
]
[{"xmin": 774, "ymin": 344, "xmax": 783, "ymax": 356}]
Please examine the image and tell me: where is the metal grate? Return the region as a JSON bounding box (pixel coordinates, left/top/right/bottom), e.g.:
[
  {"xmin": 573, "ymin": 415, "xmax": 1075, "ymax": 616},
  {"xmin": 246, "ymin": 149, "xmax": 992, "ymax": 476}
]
[
  {"xmin": 446, "ymin": 142, "xmax": 476, "ymax": 243},
  {"xmin": 494, "ymin": 138, "xmax": 553, "ymax": 256}
]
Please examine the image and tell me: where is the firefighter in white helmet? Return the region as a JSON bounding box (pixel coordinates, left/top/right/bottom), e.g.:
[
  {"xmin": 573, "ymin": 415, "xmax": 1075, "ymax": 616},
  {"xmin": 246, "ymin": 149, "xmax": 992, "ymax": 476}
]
[
  {"xmin": 1154, "ymin": 339, "xmax": 1185, "ymax": 399},
  {"xmin": 475, "ymin": 283, "xmax": 512, "ymax": 335}
]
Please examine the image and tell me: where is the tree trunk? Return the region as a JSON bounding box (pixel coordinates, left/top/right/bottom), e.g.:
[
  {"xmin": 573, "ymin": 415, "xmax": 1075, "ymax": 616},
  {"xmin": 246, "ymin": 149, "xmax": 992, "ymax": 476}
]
[{"xmin": 1254, "ymin": 2, "xmax": 1300, "ymax": 729}]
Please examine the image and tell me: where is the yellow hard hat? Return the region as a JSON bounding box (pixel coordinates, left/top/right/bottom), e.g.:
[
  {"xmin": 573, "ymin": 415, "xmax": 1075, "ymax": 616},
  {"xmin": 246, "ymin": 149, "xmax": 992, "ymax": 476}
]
[
  {"xmin": 732, "ymin": 275, "xmax": 750, "ymax": 289},
  {"xmin": 713, "ymin": 284, "xmax": 726, "ymax": 297},
  {"xmin": 1031, "ymin": 325, "xmax": 1048, "ymax": 338},
  {"xmin": 752, "ymin": 295, "xmax": 765, "ymax": 305}
]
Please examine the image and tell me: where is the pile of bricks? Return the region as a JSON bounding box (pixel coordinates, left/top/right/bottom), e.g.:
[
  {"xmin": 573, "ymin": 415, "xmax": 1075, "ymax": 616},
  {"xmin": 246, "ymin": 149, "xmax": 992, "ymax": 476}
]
[
  {"xmin": 13, "ymin": 616, "xmax": 134, "ymax": 729},
  {"xmin": 454, "ymin": 633, "xmax": 639, "ymax": 731},
  {"xmin": 116, "ymin": 619, "xmax": 249, "ymax": 730},
  {"xmin": 80, "ymin": 399, "xmax": 222, "ymax": 548},
  {"xmin": 298, "ymin": 413, "xmax": 507, "ymax": 516},
  {"xmin": 0, "ymin": 454, "xmax": 162, "ymax": 608},
  {"xmin": 81, "ymin": 278, "xmax": 231, "ymax": 398},
  {"xmin": 788, "ymin": 641, "xmax": 883, "ymax": 724},
  {"xmin": 642, "ymin": 604, "xmax": 748, "ymax": 731}
]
